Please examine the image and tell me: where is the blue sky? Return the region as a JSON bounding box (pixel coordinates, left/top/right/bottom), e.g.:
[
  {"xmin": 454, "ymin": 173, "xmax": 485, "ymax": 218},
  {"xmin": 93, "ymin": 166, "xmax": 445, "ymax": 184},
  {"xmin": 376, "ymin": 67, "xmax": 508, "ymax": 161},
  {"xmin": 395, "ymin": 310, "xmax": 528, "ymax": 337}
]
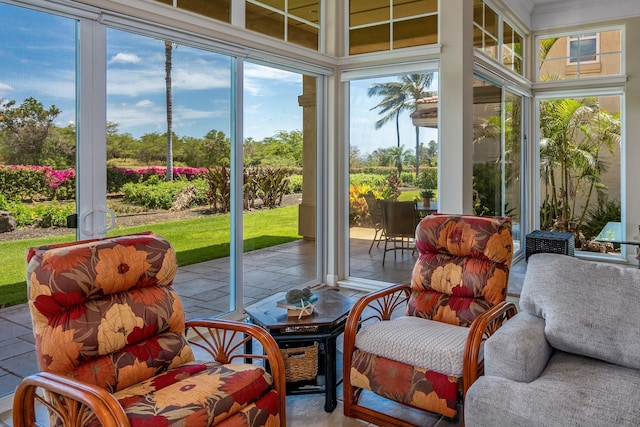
[{"xmin": 0, "ymin": 2, "xmax": 437, "ymax": 158}]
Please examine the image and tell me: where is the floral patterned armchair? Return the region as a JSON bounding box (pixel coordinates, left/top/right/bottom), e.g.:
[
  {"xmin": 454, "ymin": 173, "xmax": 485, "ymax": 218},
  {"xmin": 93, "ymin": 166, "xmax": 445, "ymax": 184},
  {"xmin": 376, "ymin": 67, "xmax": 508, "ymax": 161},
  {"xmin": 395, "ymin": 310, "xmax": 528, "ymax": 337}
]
[
  {"xmin": 13, "ymin": 233, "xmax": 286, "ymax": 427},
  {"xmin": 343, "ymin": 214, "xmax": 517, "ymax": 426}
]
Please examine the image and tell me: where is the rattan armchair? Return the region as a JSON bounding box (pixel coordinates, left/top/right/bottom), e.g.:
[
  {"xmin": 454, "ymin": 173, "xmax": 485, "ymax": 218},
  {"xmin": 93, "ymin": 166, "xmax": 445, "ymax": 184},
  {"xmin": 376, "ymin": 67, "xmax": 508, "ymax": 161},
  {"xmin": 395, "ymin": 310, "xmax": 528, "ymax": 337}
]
[
  {"xmin": 343, "ymin": 214, "xmax": 517, "ymax": 426},
  {"xmin": 13, "ymin": 233, "xmax": 286, "ymax": 427}
]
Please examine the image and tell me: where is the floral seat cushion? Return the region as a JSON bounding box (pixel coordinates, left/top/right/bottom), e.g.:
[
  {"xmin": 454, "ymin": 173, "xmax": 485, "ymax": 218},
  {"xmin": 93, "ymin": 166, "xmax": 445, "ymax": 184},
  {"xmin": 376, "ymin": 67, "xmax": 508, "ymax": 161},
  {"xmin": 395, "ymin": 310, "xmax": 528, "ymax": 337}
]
[
  {"xmin": 114, "ymin": 361, "xmax": 280, "ymax": 427},
  {"xmin": 350, "ymin": 350, "xmax": 459, "ymax": 418}
]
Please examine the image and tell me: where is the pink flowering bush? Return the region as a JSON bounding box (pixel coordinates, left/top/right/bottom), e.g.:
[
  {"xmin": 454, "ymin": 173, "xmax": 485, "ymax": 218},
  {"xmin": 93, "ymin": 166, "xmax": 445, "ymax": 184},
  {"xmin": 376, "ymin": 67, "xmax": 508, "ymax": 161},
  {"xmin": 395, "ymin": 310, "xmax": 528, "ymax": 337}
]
[
  {"xmin": 1, "ymin": 165, "xmax": 209, "ymax": 201},
  {"xmin": 0, "ymin": 165, "xmax": 74, "ymax": 201},
  {"xmin": 107, "ymin": 166, "xmax": 207, "ymax": 193}
]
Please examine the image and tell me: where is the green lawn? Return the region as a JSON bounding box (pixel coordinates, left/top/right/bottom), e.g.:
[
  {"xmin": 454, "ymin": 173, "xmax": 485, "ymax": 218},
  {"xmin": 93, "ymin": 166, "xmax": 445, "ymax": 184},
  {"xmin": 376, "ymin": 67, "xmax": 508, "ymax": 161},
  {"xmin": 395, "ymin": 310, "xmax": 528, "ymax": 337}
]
[{"xmin": 0, "ymin": 205, "xmax": 300, "ymax": 308}]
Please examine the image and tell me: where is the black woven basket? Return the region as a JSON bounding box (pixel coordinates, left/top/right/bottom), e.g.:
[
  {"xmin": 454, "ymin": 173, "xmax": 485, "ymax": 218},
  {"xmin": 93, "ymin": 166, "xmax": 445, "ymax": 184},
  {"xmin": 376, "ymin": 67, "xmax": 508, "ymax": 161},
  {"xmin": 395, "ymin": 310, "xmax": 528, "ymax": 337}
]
[{"xmin": 525, "ymin": 230, "xmax": 575, "ymax": 261}]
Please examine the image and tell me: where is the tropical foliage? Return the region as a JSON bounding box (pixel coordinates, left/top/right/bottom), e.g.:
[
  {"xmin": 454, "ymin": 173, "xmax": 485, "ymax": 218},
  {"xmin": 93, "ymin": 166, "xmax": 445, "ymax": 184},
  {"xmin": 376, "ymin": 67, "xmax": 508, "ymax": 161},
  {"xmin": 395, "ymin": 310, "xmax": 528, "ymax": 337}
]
[{"xmin": 539, "ymin": 97, "xmax": 621, "ymax": 235}]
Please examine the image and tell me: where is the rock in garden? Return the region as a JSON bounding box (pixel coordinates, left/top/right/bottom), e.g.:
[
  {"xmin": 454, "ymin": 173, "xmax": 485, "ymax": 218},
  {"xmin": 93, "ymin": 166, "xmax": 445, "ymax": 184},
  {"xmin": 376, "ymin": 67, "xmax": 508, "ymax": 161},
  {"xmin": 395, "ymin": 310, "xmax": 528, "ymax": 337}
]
[{"xmin": 0, "ymin": 211, "xmax": 17, "ymax": 233}]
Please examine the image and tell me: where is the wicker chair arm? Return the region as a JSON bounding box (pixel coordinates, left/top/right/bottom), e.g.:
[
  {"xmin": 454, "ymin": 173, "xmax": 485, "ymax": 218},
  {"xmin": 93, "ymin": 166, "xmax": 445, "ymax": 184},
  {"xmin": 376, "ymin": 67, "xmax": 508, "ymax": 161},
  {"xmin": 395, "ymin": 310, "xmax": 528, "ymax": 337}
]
[
  {"xmin": 462, "ymin": 301, "xmax": 518, "ymax": 396},
  {"xmin": 342, "ymin": 284, "xmax": 411, "ymax": 401},
  {"xmin": 344, "ymin": 283, "xmax": 411, "ymax": 334},
  {"xmin": 13, "ymin": 371, "xmax": 130, "ymax": 427},
  {"xmin": 185, "ymin": 318, "xmax": 286, "ymax": 422}
]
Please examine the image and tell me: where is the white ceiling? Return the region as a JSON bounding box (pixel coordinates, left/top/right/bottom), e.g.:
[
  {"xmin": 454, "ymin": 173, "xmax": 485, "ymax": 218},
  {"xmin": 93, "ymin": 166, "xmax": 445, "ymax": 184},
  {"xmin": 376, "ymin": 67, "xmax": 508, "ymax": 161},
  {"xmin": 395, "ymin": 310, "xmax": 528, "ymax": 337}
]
[{"xmin": 502, "ymin": 0, "xmax": 640, "ymax": 31}]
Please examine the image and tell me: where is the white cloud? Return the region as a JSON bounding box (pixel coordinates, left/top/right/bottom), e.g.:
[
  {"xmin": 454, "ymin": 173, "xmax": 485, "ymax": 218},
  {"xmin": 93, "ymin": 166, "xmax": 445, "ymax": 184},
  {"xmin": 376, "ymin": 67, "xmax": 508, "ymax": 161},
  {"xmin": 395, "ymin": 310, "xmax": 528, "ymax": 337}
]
[
  {"xmin": 0, "ymin": 82, "xmax": 14, "ymax": 100},
  {"xmin": 109, "ymin": 52, "xmax": 141, "ymax": 64},
  {"xmin": 243, "ymin": 63, "xmax": 301, "ymax": 97}
]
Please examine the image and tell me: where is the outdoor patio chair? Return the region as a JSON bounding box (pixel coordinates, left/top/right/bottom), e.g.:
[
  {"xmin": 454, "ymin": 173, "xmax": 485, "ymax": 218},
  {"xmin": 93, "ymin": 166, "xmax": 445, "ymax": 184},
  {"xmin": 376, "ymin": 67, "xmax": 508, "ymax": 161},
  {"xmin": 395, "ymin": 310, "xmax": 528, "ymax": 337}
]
[
  {"xmin": 379, "ymin": 200, "xmax": 419, "ymax": 265},
  {"xmin": 343, "ymin": 214, "xmax": 517, "ymax": 426},
  {"xmin": 364, "ymin": 191, "xmax": 385, "ymax": 253},
  {"xmin": 13, "ymin": 232, "xmax": 286, "ymax": 427}
]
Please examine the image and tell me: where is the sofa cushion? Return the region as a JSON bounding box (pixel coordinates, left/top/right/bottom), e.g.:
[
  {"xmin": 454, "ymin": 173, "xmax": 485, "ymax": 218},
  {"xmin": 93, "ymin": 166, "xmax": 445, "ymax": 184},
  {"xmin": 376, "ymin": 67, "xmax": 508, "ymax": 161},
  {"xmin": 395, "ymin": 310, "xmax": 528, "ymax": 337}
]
[
  {"xmin": 520, "ymin": 254, "xmax": 640, "ymax": 370},
  {"xmin": 465, "ymin": 351, "xmax": 640, "ymax": 427},
  {"xmin": 114, "ymin": 360, "xmax": 278, "ymax": 427},
  {"xmin": 355, "ymin": 315, "xmax": 469, "ymax": 376}
]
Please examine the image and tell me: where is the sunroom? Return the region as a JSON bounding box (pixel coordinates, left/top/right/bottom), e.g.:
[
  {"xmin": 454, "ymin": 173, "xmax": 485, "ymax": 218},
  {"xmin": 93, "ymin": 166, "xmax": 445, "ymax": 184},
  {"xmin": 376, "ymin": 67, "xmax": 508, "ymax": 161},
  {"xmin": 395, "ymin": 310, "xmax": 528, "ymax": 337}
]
[{"xmin": 1, "ymin": 0, "xmax": 640, "ymax": 422}]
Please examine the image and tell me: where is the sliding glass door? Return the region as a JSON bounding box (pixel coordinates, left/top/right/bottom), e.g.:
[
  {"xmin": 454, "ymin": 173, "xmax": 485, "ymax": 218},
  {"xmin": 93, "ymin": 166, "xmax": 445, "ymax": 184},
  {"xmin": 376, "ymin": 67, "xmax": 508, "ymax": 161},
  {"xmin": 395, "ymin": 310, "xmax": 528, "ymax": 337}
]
[
  {"xmin": 0, "ymin": 2, "xmax": 79, "ymax": 400},
  {"xmin": 472, "ymin": 77, "xmax": 524, "ymax": 256},
  {"xmin": 347, "ymin": 69, "xmax": 439, "ymax": 284}
]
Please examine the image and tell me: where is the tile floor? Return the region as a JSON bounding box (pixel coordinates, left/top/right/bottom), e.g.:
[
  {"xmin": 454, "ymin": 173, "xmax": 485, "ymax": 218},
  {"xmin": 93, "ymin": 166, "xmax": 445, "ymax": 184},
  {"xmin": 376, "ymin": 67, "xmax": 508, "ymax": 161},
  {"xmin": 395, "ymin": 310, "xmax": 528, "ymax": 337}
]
[{"xmin": 0, "ymin": 234, "xmax": 528, "ymax": 426}]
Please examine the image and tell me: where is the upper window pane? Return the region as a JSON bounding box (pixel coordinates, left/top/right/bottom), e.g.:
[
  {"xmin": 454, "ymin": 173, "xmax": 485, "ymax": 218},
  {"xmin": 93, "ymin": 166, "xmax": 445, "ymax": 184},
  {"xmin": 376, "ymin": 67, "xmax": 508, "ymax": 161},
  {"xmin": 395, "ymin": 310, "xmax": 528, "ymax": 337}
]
[
  {"xmin": 393, "ymin": 15, "xmax": 438, "ymax": 50},
  {"xmin": 176, "ymin": 0, "xmax": 231, "ymax": 23},
  {"xmin": 538, "ymin": 29, "xmax": 622, "ymax": 81},
  {"xmin": 393, "ymin": 0, "xmax": 437, "ymax": 19},
  {"xmin": 349, "ymin": 0, "xmax": 438, "ymax": 55},
  {"xmin": 502, "ymin": 21, "xmax": 523, "ymax": 74},
  {"xmin": 473, "ymin": 0, "xmax": 498, "ymax": 60},
  {"xmin": 474, "ymin": 0, "xmax": 524, "ymax": 76},
  {"xmin": 246, "ymin": 0, "xmax": 320, "ymax": 50}
]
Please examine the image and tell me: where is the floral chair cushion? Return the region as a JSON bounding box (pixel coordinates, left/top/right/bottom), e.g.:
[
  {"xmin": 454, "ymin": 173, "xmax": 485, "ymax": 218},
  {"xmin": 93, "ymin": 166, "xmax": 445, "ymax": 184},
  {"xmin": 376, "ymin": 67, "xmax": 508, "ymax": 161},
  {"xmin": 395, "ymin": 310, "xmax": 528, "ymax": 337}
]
[
  {"xmin": 27, "ymin": 233, "xmax": 191, "ymax": 392},
  {"xmin": 350, "ymin": 350, "xmax": 459, "ymax": 418},
  {"xmin": 409, "ymin": 214, "xmax": 513, "ymax": 326},
  {"xmin": 114, "ymin": 361, "xmax": 280, "ymax": 427}
]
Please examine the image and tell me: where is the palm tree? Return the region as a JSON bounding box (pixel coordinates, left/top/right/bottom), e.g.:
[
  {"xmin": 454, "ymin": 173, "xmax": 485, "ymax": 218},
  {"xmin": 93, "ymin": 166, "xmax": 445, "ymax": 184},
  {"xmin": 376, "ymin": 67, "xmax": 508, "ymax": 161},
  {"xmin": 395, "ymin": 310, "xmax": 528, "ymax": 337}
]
[
  {"xmin": 164, "ymin": 41, "xmax": 174, "ymax": 181},
  {"xmin": 382, "ymin": 145, "xmax": 411, "ymax": 175},
  {"xmin": 368, "ymin": 73, "xmax": 434, "ymax": 177},
  {"xmin": 573, "ymin": 110, "xmax": 621, "ymax": 232},
  {"xmin": 399, "ymin": 74, "xmax": 434, "ymax": 177},
  {"xmin": 539, "ymin": 98, "xmax": 596, "ymax": 231},
  {"xmin": 368, "ymin": 81, "xmax": 406, "ymax": 147}
]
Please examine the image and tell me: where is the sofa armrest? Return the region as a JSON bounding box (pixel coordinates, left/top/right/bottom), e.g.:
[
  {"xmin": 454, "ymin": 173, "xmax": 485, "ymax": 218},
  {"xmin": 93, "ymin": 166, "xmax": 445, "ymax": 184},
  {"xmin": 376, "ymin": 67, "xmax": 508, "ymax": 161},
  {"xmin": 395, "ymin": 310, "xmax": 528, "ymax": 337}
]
[{"xmin": 484, "ymin": 311, "xmax": 553, "ymax": 383}]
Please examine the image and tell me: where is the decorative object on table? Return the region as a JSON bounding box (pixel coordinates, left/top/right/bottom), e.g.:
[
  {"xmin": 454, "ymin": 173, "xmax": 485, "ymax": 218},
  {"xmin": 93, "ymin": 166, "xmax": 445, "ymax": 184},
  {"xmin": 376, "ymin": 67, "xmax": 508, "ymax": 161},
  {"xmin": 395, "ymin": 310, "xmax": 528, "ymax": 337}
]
[
  {"xmin": 278, "ymin": 287, "xmax": 318, "ymax": 318},
  {"xmin": 420, "ymin": 188, "xmax": 435, "ymax": 206},
  {"xmin": 285, "ymin": 286, "xmax": 313, "ymax": 303}
]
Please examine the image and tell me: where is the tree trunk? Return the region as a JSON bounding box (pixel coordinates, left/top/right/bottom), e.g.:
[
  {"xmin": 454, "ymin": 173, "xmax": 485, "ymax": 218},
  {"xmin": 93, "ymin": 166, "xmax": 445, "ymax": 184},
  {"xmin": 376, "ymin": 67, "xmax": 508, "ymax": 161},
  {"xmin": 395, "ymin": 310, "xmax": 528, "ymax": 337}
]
[
  {"xmin": 165, "ymin": 41, "xmax": 174, "ymax": 182},
  {"xmin": 414, "ymin": 125, "xmax": 420, "ymax": 178}
]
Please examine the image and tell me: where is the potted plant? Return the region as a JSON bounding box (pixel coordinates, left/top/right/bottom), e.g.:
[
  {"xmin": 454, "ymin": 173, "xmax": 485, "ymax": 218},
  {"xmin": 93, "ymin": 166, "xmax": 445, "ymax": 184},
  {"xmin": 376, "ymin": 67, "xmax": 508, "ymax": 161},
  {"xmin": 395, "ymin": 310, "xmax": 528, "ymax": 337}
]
[{"xmin": 420, "ymin": 189, "xmax": 435, "ymax": 206}]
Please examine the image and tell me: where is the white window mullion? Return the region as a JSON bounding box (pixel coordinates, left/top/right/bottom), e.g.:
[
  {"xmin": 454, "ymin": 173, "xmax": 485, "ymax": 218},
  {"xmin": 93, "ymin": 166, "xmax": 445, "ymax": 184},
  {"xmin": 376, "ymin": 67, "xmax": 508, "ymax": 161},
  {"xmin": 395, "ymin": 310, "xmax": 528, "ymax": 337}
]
[{"xmin": 77, "ymin": 19, "xmax": 108, "ymax": 239}]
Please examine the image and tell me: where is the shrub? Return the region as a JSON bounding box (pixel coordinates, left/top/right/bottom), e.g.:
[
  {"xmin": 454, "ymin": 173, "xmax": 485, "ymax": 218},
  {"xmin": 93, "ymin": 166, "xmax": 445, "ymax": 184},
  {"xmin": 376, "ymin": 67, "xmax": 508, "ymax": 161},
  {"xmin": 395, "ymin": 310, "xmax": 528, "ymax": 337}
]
[
  {"xmin": 0, "ymin": 199, "xmax": 74, "ymax": 228},
  {"xmin": 205, "ymin": 167, "xmax": 292, "ymax": 213},
  {"xmin": 287, "ymin": 174, "xmax": 303, "ymax": 194},
  {"xmin": 400, "ymin": 171, "xmax": 415, "ymax": 186},
  {"xmin": 33, "ymin": 203, "xmax": 75, "ymax": 227},
  {"xmin": 0, "ymin": 165, "xmax": 49, "ymax": 201},
  {"xmin": 415, "ymin": 167, "xmax": 438, "ymax": 190},
  {"xmin": 582, "ymin": 197, "xmax": 621, "ymax": 240},
  {"xmin": 349, "ymin": 173, "xmax": 389, "ymax": 188},
  {"xmin": 121, "ymin": 178, "xmax": 209, "ymax": 210},
  {"xmin": 107, "ymin": 166, "xmax": 208, "ymax": 193},
  {"xmin": 349, "ymin": 184, "xmax": 373, "ymax": 226}
]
